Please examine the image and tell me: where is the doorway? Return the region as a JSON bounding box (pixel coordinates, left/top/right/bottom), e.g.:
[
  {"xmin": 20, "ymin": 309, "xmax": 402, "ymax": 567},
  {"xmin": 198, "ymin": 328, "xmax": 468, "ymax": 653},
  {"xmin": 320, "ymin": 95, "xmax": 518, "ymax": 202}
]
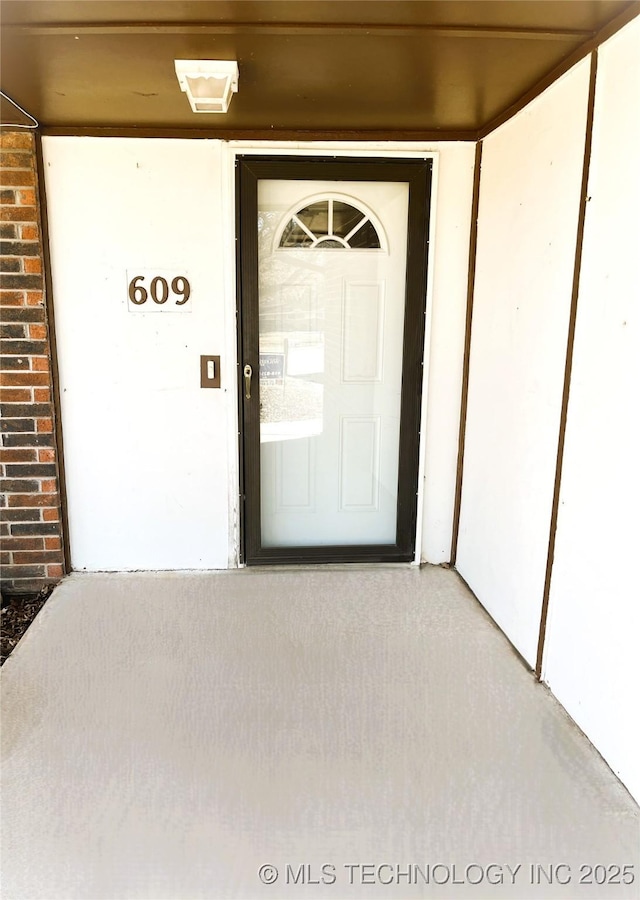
[{"xmin": 237, "ymin": 156, "xmax": 432, "ymax": 564}]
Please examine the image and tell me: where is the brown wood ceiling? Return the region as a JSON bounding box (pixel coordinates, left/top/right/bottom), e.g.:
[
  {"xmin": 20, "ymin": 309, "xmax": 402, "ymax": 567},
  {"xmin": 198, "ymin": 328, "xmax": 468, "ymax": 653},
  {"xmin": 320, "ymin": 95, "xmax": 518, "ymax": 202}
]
[{"xmin": 1, "ymin": 1, "xmax": 638, "ymax": 138}]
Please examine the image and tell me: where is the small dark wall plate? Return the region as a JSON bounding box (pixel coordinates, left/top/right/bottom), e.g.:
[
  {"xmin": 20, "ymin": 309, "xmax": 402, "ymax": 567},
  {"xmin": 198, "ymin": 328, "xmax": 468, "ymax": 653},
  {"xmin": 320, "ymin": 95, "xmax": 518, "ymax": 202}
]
[{"xmin": 200, "ymin": 355, "xmax": 221, "ymax": 388}]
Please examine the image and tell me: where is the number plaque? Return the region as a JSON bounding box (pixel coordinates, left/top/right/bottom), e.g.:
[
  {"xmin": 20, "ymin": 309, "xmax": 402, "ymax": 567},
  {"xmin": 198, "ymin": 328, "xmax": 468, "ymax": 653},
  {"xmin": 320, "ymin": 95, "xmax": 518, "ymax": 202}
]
[{"xmin": 126, "ymin": 270, "xmax": 192, "ymax": 312}]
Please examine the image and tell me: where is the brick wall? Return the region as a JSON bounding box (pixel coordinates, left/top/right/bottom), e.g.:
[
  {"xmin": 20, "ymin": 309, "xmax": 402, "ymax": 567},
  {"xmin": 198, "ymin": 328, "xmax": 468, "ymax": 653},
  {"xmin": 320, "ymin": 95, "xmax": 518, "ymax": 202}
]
[{"xmin": 1, "ymin": 130, "xmax": 65, "ymax": 594}]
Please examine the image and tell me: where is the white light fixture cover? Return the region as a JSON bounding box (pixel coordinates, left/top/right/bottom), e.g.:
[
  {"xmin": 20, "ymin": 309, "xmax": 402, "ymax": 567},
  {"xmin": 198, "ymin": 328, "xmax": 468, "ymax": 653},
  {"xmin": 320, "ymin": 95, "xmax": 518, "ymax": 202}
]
[{"xmin": 174, "ymin": 60, "xmax": 239, "ymax": 114}]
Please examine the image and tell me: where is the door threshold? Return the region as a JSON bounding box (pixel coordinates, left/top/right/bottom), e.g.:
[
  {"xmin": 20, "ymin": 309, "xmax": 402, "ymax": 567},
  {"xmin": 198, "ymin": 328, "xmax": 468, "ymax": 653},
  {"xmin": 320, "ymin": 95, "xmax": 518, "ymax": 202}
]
[{"xmin": 239, "ymin": 561, "xmax": 418, "ymax": 573}]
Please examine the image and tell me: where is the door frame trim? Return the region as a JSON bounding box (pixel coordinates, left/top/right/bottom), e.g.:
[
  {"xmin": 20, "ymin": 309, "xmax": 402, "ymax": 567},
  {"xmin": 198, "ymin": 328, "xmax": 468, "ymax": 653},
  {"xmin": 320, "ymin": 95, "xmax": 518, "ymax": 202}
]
[{"xmin": 236, "ymin": 155, "xmax": 433, "ymax": 565}]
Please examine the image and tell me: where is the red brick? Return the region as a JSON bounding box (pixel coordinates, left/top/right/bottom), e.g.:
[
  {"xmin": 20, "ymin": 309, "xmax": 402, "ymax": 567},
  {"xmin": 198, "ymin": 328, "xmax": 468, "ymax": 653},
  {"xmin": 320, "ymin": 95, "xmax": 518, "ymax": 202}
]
[
  {"xmin": 2, "ymin": 135, "xmax": 60, "ymax": 594},
  {"xmin": 8, "ymin": 493, "xmax": 58, "ymax": 508},
  {"xmin": 0, "ymin": 360, "xmax": 31, "ymax": 374},
  {"xmin": 1, "ymin": 170, "xmax": 36, "ymax": 188},
  {"xmin": 0, "ymin": 291, "xmax": 25, "ymax": 305},
  {"xmin": 0, "ymin": 151, "xmax": 34, "ymax": 167},
  {"xmin": 1, "ymin": 371, "xmax": 49, "ymax": 386},
  {"xmin": 2, "ymin": 537, "xmax": 45, "ymax": 551},
  {"xmin": 4, "ymin": 512, "xmax": 42, "ymax": 526},
  {"xmin": 0, "ymin": 133, "xmax": 34, "ymax": 150},
  {"xmin": 0, "ymin": 206, "xmax": 37, "ymax": 222},
  {"xmin": 28, "ymin": 323, "xmax": 47, "ymax": 340},
  {"xmin": 13, "ymin": 550, "xmax": 63, "ymax": 565},
  {"xmin": 20, "ymin": 224, "xmax": 39, "ymax": 240},
  {"xmin": 3, "ymin": 578, "xmax": 48, "ymax": 592},
  {"xmin": 2, "ymin": 305, "xmax": 44, "ymax": 324},
  {"xmin": 17, "ymin": 189, "xmax": 36, "ymax": 206},
  {"xmin": 0, "ymin": 448, "xmax": 37, "ymax": 463},
  {"xmin": 0, "ymin": 323, "xmax": 25, "ymax": 338},
  {"xmin": 24, "ymin": 258, "xmax": 42, "ymax": 275},
  {"xmin": 0, "ymin": 388, "xmax": 31, "ymax": 402}
]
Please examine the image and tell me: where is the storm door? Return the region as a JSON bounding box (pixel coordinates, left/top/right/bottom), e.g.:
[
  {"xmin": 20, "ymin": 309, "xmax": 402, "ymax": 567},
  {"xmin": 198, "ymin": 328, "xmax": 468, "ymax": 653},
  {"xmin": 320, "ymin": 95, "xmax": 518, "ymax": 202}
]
[{"xmin": 237, "ymin": 157, "xmax": 431, "ymax": 564}]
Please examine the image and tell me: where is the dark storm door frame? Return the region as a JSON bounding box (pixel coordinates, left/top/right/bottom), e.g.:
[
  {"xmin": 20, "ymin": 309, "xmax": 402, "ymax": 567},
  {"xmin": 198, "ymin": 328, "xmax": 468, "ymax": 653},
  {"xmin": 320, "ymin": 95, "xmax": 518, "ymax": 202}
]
[{"xmin": 236, "ymin": 155, "xmax": 432, "ymax": 565}]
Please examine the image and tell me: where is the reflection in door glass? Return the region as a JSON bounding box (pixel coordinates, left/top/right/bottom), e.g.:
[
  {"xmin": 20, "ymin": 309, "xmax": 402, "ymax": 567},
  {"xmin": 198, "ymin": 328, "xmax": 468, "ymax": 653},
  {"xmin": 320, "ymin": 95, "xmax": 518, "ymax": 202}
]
[
  {"xmin": 259, "ymin": 326, "xmax": 324, "ymax": 443},
  {"xmin": 259, "ymin": 208, "xmax": 324, "ymax": 443},
  {"xmin": 279, "ymin": 198, "xmax": 381, "ymax": 249}
]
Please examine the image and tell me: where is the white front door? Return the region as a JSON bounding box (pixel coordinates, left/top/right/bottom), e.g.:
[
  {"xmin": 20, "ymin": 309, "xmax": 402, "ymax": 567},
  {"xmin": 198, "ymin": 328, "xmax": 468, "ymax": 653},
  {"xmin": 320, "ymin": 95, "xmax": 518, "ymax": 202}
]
[
  {"xmin": 258, "ymin": 181, "xmax": 409, "ymax": 547},
  {"xmin": 237, "ymin": 156, "xmax": 432, "ymax": 565}
]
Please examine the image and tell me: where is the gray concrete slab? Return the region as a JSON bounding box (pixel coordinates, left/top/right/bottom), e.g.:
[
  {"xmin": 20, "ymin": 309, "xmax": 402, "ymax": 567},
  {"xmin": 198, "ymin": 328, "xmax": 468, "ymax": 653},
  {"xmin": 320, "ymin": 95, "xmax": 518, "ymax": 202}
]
[{"xmin": 1, "ymin": 567, "xmax": 638, "ymax": 900}]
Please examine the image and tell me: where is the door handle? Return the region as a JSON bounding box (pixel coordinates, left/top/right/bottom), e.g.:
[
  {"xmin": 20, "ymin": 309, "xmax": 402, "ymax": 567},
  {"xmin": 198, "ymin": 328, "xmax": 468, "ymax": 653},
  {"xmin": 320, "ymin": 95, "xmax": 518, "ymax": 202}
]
[{"xmin": 243, "ymin": 364, "xmax": 252, "ymax": 399}]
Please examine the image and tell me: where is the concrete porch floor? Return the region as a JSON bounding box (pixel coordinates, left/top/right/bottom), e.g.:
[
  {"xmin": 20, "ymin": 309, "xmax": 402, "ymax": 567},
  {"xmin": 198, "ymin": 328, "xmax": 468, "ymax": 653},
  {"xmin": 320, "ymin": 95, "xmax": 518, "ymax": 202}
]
[{"xmin": 1, "ymin": 566, "xmax": 638, "ymax": 900}]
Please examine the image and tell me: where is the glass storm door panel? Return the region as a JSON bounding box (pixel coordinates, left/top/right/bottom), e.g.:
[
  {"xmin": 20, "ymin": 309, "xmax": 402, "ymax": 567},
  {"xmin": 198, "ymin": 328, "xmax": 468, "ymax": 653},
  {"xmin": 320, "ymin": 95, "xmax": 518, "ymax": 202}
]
[
  {"xmin": 238, "ymin": 157, "xmax": 432, "ymax": 564},
  {"xmin": 257, "ymin": 181, "xmax": 408, "ymax": 547}
]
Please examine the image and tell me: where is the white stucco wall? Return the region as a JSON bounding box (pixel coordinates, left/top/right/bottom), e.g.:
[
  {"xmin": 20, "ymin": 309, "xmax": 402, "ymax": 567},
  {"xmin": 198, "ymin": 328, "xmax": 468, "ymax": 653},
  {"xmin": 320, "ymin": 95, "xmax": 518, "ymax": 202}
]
[
  {"xmin": 44, "ymin": 138, "xmax": 236, "ymax": 570},
  {"xmin": 456, "ymin": 60, "xmax": 591, "ymax": 665},
  {"xmin": 542, "ymin": 18, "xmax": 640, "ymax": 802},
  {"xmin": 43, "ymin": 138, "xmax": 474, "ymax": 570},
  {"xmin": 419, "ymin": 144, "xmax": 475, "ymax": 563}
]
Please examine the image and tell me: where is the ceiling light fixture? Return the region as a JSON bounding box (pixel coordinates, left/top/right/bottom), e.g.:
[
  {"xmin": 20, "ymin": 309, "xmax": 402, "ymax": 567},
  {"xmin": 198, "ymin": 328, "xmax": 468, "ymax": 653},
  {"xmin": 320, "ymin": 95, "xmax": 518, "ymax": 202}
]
[{"xmin": 174, "ymin": 60, "xmax": 239, "ymax": 114}]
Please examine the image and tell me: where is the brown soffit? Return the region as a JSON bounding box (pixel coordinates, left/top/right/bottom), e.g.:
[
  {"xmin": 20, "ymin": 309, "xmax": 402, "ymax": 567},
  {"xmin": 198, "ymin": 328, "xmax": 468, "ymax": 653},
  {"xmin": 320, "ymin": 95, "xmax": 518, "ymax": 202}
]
[
  {"xmin": 0, "ymin": 1, "xmax": 627, "ymax": 29},
  {"xmin": 8, "ymin": 23, "xmax": 596, "ymax": 40},
  {"xmin": 38, "ymin": 127, "xmax": 477, "ymax": 141},
  {"xmin": 478, "ymin": 1, "xmax": 640, "ymax": 138},
  {"xmin": 0, "ymin": 0, "xmax": 637, "ymax": 137}
]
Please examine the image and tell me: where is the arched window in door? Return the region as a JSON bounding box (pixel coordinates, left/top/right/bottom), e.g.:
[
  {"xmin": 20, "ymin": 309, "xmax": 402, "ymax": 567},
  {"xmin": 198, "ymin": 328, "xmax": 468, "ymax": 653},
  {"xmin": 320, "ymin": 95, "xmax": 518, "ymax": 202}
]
[{"xmin": 279, "ymin": 197, "xmax": 383, "ymax": 249}]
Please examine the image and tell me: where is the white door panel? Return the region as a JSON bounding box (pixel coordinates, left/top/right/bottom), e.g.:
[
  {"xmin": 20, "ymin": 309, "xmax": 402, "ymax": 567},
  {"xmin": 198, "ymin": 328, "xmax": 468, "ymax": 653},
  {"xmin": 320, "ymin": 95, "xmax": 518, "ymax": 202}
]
[{"xmin": 258, "ymin": 180, "xmax": 409, "ymax": 547}]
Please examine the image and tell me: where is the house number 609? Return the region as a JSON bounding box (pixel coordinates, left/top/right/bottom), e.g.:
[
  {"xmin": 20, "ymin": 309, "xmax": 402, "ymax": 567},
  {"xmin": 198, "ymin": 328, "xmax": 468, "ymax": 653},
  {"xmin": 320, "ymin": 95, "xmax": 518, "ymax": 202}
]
[{"xmin": 128, "ymin": 275, "xmax": 191, "ymax": 305}]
